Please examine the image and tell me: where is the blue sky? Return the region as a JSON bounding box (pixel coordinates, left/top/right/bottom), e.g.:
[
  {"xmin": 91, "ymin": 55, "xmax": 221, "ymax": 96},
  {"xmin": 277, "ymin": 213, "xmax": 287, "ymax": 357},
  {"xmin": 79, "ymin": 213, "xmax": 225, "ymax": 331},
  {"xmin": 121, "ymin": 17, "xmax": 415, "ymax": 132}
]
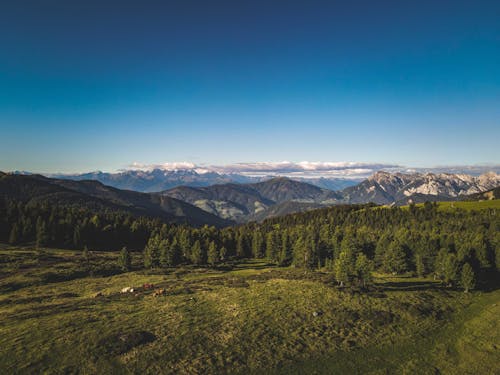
[{"xmin": 1, "ymin": 0, "xmax": 499, "ymax": 173}]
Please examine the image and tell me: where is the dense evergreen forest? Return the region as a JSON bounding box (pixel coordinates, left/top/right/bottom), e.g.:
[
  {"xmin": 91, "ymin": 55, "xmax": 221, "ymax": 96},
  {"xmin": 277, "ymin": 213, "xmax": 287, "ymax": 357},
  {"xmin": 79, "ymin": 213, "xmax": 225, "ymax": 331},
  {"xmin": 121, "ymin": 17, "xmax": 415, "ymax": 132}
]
[{"xmin": 1, "ymin": 198, "xmax": 498, "ymax": 289}]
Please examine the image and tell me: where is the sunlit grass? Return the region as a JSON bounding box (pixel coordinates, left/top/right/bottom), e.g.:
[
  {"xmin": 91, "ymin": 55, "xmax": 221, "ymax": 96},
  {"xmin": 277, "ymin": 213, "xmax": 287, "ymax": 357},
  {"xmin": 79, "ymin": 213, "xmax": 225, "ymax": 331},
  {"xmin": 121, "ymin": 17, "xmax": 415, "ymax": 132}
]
[{"xmin": 0, "ymin": 247, "xmax": 498, "ymax": 374}]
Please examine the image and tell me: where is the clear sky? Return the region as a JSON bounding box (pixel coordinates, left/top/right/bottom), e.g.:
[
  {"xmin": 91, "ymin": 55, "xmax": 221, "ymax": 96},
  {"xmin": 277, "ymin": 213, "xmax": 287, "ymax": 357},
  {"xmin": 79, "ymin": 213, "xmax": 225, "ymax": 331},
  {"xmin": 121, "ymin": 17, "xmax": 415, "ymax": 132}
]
[{"xmin": 1, "ymin": 0, "xmax": 499, "ymax": 173}]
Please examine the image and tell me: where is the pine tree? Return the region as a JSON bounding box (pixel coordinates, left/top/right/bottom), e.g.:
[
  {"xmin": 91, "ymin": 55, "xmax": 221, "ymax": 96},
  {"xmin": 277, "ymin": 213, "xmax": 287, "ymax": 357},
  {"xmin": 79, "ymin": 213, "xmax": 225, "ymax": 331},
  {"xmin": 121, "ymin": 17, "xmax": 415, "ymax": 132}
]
[
  {"xmin": 118, "ymin": 246, "xmax": 132, "ymax": 272},
  {"xmin": 265, "ymin": 231, "xmax": 278, "ymax": 262},
  {"xmin": 472, "ymin": 234, "xmax": 490, "ymax": 269},
  {"xmin": 144, "ymin": 234, "xmax": 161, "ymax": 269},
  {"xmin": 252, "ymin": 231, "xmax": 264, "ymax": 258},
  {"xmin": 434, "ymin": 248, "xmax": 448, "ymax": 281},
  {"xmin": 334, "ymin": 250, "xmax": 351, "ymax": 287},
  {"xmin": 278, "ymin": 230, "xmax": 290, "ymax": 266},
  {"xmin": 219, "ymin": 246, "xmax": 227, "ymax": 262},
  {"xmin": 236, "ymin": 233, "xmax": 246, "ymax": 258},
  {"xmin": 383, "ymin": 240, "xmax": 408, "ymax": 274},
  {"xmin": 460, "ymin": 263, "xmax": 475, "ymax": 293},
  {"xmin": 207, "ymin": 241, "xmax": 219, "ymax": 266},
  {"xmin": 303, "ymin": 234, "xmax": 317, "ymax": 269},
  {"xmin": 443, "ymin": 253, "xmax": 458, "ymax": 287},
  {"xmin": 292, "ymin": 235, "xmax": 306, "ymax": 267},
  {"xmin": 415, "ymin": 253, "xmax": 425, "ymax": 277},
  {"xmin": 35, "ymin": 217, "xmax": 48, "ymax": 249},
  {"xmin": 355, "ymin": 253, "xmax": 373, "ymax": 287},
  {"xmin": 374, "ymin": 232, "xmax": 391, "ymax": 269},
  {"xmin": 9, "ymin": 223, "xmax": 20, "ymax": 245},
  {"xmin": 159, "ymin": 239, "xmax": 170, "ymax": 268},
  {"xmin": 168, "ymin": 239, "xmax": 182, "ymax": 267},
  {"xmin": 73, "ymin": 225, "xmax": 81, "ymax": 248},
  {"xmin": 191, "ymin": 240, "xmax": 203, "ymax": 265}
]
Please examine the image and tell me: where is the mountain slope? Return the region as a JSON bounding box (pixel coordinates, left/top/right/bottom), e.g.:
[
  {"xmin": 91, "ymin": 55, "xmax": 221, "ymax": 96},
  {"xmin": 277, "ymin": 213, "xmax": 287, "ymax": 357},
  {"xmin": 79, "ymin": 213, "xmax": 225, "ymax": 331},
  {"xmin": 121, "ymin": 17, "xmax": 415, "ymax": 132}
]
[
  {"xmin": 162, "ymin": 177, "xmax": 342, "ymax": 222},
  {"xmin": 342, "ymin": 171, "xmax": 500, "ymax": 205},
  {"xmin": 463, "ymin": 186, "xmax": 500, "ymax": 201},
  {"xmin": 0, "ymin": 173, "xmax": 230, "ymax": 227},
  {"xmin": 47, "ymin": 169, "xmax": 357, "ymax": 192},
  {"xmin": 248, "ymin": 177, "xmax": 341, "ymax": 203}
]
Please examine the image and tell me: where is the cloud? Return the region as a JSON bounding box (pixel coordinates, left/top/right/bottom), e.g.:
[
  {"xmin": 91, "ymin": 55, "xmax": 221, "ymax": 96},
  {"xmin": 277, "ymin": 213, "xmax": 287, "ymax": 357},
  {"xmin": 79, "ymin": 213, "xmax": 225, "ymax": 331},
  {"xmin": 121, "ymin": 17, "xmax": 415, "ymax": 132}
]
[
  {"xmin": 129, "ymin": 161, "xmax": 197, "ymax": 171},
  {"xmin": 126, "ymin": 161, "xmax": 402, "ymax": 179}
]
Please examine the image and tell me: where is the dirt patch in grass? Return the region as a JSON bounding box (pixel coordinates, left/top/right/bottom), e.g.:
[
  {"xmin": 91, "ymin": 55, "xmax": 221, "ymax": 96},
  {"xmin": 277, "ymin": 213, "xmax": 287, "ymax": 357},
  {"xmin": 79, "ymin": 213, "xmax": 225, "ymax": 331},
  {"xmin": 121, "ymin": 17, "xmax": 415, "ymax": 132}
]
[{"xmin": 97, "ymin": 331, "xmax": 157, "ymax": 356}]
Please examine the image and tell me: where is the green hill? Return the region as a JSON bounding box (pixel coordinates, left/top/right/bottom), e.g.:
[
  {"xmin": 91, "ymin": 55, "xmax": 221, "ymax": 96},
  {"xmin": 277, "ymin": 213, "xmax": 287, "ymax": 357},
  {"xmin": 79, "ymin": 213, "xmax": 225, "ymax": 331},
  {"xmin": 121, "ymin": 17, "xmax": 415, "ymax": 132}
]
[{"xmin": 0, "ymin": 248, "xmax": 498, "ymax": 374}]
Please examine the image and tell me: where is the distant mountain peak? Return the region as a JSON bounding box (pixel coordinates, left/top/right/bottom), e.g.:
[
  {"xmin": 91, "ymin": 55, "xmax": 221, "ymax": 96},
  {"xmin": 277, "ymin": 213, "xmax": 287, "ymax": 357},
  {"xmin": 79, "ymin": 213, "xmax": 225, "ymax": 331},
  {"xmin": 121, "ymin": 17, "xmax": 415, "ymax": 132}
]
[{"xmin": 348, "ymin": 171, "xmax": 500, "ymax": 205}]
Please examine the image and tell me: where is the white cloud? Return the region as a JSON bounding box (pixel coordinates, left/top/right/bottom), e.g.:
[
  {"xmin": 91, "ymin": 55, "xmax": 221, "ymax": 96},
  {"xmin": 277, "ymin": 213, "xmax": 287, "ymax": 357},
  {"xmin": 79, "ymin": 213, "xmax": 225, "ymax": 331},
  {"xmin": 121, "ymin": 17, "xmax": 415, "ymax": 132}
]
[
  {"xmin": 130, "ymin": 161, "xmax": 197, "ymax": 171},
  {"xmin": 126, "ymin": 161, "xmax": 402, "ymax": 179}
]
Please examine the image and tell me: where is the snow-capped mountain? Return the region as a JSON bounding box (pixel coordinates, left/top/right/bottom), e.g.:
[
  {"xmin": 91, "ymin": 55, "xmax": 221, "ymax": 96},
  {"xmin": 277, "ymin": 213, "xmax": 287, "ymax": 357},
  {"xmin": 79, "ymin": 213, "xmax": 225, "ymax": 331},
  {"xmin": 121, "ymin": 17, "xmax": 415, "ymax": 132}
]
[
  {"xmin": 47, "ymin": 169, "xmax": 359, "ymax": 193},
  {"xmin": 48, "ymin": 169, "xmax": 257, "ymax": 192},
  {"xmin": 342, "ymin": 171, "xmax": 500, "ymax": 205}
]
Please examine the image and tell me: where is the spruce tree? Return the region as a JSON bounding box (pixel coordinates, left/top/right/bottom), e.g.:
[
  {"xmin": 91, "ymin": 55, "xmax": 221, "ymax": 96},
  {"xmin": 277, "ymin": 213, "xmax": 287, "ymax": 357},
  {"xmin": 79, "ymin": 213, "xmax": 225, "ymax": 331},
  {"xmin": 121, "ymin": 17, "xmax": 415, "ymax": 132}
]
[
  {"xmin": 292, "ymin": 235, "xmax": 305, "ymax": 267},
  {"xmin": 35, "ymin": 217, "xmax": 48, "ymax": 249},
  {"xmin": 383, "ymin": 240, "xmax": 408, "ymax": 274},
  {"xmin": 219, "ymin": 246, "xmax": 227, "ymax": 262},
  {"xmin": 334, "ymin": 250, "xmax": 351, "ymax": 287},
  {"xmin": 265, "ymin": 231, "xmax": 278, "ymax": 262},
  {"xmin": 278, "ymin": 230, "xmax": 290, "ymax": 266},
  {"xmin": 434, "ymin": 248, "xmax": 448, "ymax": 281},
  {"xmin": 252, "ymin": 231, "xmax": 264, "ymax": 258},
  {"xmin": 144, "ymin": 234, "xmax": 161, "ymax": 269},
  {"xmin": 9, "ymin": 223, "xmax": 20, "ymax": 245},
  {"xmin": 355, "ymin": 253, "xmax": 373, "ymax": 287},
  {"xmin": 415, "ymin": 253, "xmax": 425, "ymax": 277},
  {"xmin": 119, "ymin": 246, "xmax": 132, "ymax": 272},
  {"xmin": 191, "ymin": 240, "xmax": 203, "ymax": 265},
  {"xmin": 236, "ymin": 233, "xmax": 246, "ymax": 258},
  {"xmin": 207, "ymin": 241, "xmax": 219, "ymax": 266},
  {"xmin": 460, "ymin": 263, "xmax": 475, "ymax": 293},
  {"xmin": 159, "ymin": 239, "xmax": 170, "ymax": 268},
  {"xmin": 443, "ymin": 253, "xmax": 458, "ymax": 287}
]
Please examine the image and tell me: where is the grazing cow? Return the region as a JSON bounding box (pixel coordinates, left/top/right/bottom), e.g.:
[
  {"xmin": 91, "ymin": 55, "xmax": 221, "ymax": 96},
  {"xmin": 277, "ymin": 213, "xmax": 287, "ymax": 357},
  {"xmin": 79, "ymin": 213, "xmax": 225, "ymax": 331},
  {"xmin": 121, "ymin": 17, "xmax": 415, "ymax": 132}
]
[
  {"xmin": 153, "ymin": 288, "xmax": 167, "ymax": 297},
  {"xmin": 121, "ymin": 287, "xmax": 134, "ymax": 293},
  {"xmin": 143, "ymin": 283, "xmax": 155, "ymax": 290}
]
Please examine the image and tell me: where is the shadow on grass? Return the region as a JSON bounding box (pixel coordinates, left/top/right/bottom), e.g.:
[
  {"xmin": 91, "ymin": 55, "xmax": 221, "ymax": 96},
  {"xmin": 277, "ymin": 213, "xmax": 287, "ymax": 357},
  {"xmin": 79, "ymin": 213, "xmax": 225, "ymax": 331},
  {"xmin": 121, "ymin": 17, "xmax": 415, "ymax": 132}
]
[{"xmin": 380, "ymin": 280, "xmax": 443, "ymax": 292}]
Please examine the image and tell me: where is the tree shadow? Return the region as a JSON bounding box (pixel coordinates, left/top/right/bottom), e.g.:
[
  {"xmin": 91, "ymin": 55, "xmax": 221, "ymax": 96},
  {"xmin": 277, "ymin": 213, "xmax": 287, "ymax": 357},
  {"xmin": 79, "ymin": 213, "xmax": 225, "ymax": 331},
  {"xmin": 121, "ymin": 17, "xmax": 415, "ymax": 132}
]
[{"xmin": 379, "ymin": 281, "xmax": 443, "ymax": 292}]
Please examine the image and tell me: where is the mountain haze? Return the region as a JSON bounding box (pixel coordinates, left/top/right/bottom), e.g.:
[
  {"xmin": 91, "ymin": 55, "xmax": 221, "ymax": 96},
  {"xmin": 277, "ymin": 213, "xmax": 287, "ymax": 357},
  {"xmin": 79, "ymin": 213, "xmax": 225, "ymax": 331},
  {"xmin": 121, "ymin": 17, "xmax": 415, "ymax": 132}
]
[
  {"xmin": 162, "ymin": 171, "xmax": 500, "ymax": 221},
  {"xmin": 0, "ymin": 173, "xmax": 230, "ymax": 227},
  {"xmin": 162, "ymin": 177, "xmax": 341, "ymax": 222},
  {"xmin": 47, "ymin": 169, "xmax": 359, "ymax": 193}
]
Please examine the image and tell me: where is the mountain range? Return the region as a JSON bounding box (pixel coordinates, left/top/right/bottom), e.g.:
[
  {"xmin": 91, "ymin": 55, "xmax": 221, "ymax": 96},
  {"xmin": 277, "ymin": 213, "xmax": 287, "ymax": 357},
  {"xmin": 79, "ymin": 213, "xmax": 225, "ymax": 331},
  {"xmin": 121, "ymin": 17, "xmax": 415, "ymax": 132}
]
[
  {"xmin": 45, "ymin": 169, "xmax": 359, "ymax": 192},
  {"xmin": 162, "ymin": 177, "xmax": 341, "ymax": 222},
  {"xmin": 161, "ymin": 171, "xmax": 500, "ymax": 221},
  {"xmin": 342, "ymin": 171, "xmax": 500, "ymax": 205},
  {"xmin": 0, "ymin": 172, "xmax": 230, "ymax": 227},
  {"xmin": 2, "ymin": 170, "xmax": 499, "ymax": 225}
]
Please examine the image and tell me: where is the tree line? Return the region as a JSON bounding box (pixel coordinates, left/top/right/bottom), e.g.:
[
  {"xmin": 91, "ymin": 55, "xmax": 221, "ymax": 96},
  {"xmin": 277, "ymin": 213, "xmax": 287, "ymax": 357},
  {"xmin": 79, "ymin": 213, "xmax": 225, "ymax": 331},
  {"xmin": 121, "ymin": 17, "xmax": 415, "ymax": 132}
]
[{"xmin": 2, "ymin": 198, "xmax": 498, "ymax": 291}]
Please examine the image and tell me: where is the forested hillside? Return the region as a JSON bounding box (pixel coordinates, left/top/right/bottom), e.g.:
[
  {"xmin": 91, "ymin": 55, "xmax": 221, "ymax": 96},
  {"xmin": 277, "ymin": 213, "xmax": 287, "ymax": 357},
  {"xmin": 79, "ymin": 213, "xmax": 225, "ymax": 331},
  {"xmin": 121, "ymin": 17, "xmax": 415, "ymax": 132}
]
[{"xmin": 2, "ymin": 189, "xmax": 498, "ymax": 289}]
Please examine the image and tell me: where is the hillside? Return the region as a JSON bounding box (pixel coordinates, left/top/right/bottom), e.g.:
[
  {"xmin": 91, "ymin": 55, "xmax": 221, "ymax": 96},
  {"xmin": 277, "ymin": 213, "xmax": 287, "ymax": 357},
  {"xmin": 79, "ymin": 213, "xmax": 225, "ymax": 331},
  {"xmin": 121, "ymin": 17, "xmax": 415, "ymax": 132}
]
[
  {"xmin": 161, "ymin": 172, "xmax": 500, "ymax": 221},
  {"xmin": 0, "ymin": 173, "xmax": 230, "ymax": 228},
  {"xmin": 464, "ymin": 186, "xmax": 500, "ymax": 201},
  {"xmin": 48, "ymin": 169, "xmax": 358, "ymax": 193},
  {"xmin": 0, "ymin": 249, "xmax": 498, "ymax": 374},
  {"xmin": 162, "ymin": 177, "xmax": 341, "ymax": 222},
  {"xmin": 341, "ymin": 171, "xmax": 500, "ymax": 205}
]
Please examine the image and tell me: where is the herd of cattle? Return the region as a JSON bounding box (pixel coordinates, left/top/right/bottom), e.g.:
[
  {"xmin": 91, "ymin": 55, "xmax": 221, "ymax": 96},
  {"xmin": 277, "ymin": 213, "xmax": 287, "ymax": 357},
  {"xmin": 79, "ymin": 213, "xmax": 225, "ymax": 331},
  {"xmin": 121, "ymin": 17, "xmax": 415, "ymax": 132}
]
[{"xmin": 94, "ymin": 283, "xmax": 167, "ymax": 298}]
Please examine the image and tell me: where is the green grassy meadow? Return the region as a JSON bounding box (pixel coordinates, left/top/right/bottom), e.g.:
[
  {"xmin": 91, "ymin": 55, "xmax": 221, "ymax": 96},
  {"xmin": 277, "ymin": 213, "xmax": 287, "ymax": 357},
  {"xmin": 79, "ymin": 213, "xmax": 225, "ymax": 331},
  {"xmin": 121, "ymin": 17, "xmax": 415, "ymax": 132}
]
[
  {"xmin": 0, "ymin": 246, "xmax": 498, "ymax": 374},
  {"xmin": 396, "ymin": 199, "xmax": 500, "ymax": 211}
]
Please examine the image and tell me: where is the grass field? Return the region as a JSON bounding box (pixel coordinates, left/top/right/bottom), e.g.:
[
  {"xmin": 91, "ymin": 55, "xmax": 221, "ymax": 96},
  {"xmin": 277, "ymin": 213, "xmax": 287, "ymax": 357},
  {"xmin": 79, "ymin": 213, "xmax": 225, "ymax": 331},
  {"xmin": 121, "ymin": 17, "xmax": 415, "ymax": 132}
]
[
  {"xmin": 395, "ymin": 200, "xmax": 500, "ymax": 211},
  {"xmin": 0, "ymin": 246, "xmax": 498, "ymax": 374},
  {"xmin": 435, "ymin": 200, "xmax": 500, "ymax": 211}
]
